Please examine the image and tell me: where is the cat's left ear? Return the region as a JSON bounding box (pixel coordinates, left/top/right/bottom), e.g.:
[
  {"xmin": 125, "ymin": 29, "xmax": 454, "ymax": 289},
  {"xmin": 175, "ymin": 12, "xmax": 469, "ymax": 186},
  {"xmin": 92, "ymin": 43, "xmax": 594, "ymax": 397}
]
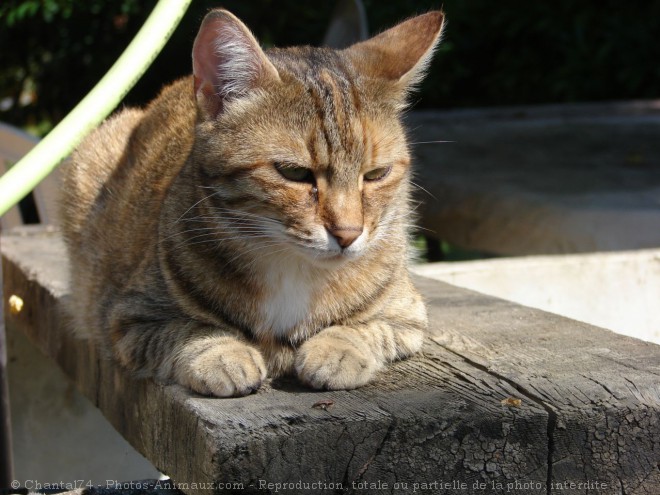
[
  {"xmin": 344, "ymin": 11, "xmax": 445, "ymax": 93},
  {"xmin": 192, "ymin": 9, "xmax": 280, "ymax": 119}
]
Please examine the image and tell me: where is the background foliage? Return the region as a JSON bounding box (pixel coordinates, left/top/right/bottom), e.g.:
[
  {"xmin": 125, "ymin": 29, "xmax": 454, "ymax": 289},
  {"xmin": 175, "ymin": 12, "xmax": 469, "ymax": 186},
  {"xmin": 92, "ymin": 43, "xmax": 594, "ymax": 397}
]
[{"xmin": 2, "ymin": 0, "xmax": 660, "ymax": 135}]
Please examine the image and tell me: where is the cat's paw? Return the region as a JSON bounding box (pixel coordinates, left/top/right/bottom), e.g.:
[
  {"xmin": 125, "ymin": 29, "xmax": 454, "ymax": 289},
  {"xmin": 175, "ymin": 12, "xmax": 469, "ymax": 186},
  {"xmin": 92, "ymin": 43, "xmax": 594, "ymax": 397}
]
[
  {"xmin": 295, "ymin": 328, "xmax": 381, "ymax": 390},
  {"xmin": 179, "ymin": 338, "xmax": 267, "ymax": 397},
  {"xmin": 394, "ymin": 325, "xmax": 425, "ymax": 358}
]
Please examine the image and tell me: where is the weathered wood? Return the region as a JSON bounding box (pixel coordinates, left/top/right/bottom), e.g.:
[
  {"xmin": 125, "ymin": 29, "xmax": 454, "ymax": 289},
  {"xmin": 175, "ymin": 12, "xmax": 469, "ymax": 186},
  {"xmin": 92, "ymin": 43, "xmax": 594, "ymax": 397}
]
[{"xmin": 2, "ymin": 226, "xmax": 659, "ymax": 495}]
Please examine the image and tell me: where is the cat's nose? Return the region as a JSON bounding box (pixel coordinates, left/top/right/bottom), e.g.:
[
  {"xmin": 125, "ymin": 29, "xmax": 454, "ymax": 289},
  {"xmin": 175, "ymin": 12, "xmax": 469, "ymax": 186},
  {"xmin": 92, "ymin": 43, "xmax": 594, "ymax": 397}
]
[{"xmin": 328, "ymin": 227, "xmax": 363, "ymax": 248}]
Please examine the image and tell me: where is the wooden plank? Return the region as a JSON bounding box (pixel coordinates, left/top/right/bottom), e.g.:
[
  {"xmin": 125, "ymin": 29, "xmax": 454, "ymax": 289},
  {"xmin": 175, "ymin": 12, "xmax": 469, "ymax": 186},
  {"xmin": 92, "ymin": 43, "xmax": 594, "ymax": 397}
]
[{"xmin": 2, "ymin": 226, "xmax": 659, "ymax": 495}]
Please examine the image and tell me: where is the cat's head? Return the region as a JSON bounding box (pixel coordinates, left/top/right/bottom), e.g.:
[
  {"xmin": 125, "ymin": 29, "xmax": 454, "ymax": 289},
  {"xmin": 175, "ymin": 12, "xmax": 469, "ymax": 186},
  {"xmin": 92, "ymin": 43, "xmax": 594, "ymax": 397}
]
[{"xmin": 188, "ymin": 9, "xmax": 444, "ymax": 267}]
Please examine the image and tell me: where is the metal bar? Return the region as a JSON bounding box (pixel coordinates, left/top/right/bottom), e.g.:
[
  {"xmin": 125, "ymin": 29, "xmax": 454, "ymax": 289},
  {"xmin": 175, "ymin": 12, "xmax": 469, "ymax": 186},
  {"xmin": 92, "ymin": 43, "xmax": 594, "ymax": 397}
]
[{"xmin": 0, "ymin": 257, "xmax": 15, "ymax": 488}]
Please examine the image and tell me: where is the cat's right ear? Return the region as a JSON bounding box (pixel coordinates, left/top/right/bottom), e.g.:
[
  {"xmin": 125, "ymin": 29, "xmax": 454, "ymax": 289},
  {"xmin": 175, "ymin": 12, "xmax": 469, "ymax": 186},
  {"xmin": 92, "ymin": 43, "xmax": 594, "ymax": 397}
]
[{"xmin": 192, "ymin": 9, "xmax": 280, "ymax": 119}]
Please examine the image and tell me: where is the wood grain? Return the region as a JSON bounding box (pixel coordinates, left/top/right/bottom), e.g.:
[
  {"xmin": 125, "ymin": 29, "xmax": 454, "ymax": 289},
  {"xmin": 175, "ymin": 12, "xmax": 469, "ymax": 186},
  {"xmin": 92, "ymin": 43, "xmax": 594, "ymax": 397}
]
[{"xmin": 2, "ymin": 226, "xmax": 659, "ymax": 494}]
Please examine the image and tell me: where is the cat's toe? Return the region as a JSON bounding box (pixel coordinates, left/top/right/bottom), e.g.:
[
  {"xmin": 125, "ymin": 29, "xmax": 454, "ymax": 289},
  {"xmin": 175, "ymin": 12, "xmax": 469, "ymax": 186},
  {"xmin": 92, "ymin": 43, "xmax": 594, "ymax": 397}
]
[
  {"xmin": 295, "ymin": 336, "xmax": 380, "ymax": 390},
  {"xmin": 394, "ymin": 326, "xmax": 425, "ymax": 358},
  {"xmin": 184, "ymin": 341, "xmax": 267, "ymax": 397}
]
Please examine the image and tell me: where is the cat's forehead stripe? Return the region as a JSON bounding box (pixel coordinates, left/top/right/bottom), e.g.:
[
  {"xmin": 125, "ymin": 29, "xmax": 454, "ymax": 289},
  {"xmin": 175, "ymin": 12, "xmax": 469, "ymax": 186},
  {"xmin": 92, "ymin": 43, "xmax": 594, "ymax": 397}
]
[
  {"xmin": 305, "ymin": 81, "xmax": 334, "ymax": 165},
  {"xmin": 266, "ymin": 47, "xmax": 406, "ymax": 183},
  {"xmin": 287, "ymin": 52, "xmax": 369, "ymax": 182},
  {"xmin": 309, "ymin": 70, "xmax": 348, "ymax": 157}
]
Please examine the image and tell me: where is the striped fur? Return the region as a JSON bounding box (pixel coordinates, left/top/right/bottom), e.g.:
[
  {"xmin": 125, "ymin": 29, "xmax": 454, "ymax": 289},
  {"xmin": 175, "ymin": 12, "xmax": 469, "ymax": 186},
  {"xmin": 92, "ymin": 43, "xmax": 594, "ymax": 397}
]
[{"xmin": 60, "ymin": 9, "xmax": 445, "ymax": 396}]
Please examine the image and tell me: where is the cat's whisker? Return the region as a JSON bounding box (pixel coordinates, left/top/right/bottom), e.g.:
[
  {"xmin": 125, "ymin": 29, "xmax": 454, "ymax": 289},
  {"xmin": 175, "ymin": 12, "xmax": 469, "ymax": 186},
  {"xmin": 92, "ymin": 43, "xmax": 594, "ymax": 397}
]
[
  {"xmin": 165, "ymin": 223, "xmax": 278, "ymax": 244},
  {"xmin": 410, "ymin": 181, "xmax": 437, "ymax": 200},
  {"xmin": 405, "ymin": 224, "xmax": 436, "ymax": 234},
  {"xmin": 181, "ymin": 232, "xmax": 273, "ymax": 245},
  {"xmin": 210, "ymin": 206, "xmax": 283, "ymax": 221},
  {"xmin": 181, "ymin": 218, "xmax": 264, "ymax": 228},
  {"xmin": 161, "ymin": 225, "xmax": 276, "ymax": 244},
  {"xmin": 226, "ymin": 242, "xmax": 289, "ymax": 266},
  {"xmin": 215, "ymin": 214, "xmax": 284, "ymax": 230},
  {"xmin": 224, "ymin": 235, "xmax": 286, "ymax": 257},
  {"xmin": 238, "ymin": 245, "xmax": 293, "ymax": 272},
  {"xmin": 176, "ymin": 239, "xmax": 275, "ymax": 252},
  {"xmin": 189, "ymin": 228, "xmax": 275, "ymax": 241},
  {"xmin": 183, "ymin": 215, "xmax": 255, "ymax": 224},
  {"xmin": 176, "ymin": 205, "xmax": 284, "ymax": 231},
  {"xmin": 408, "ymin": 140, "xmax": 454, "ymax": 145},
  {"xmin": 176, "ymin": 214, "xmax": 283, "ymax": 235},
  {"xmin": 160, "ymin": 226, "xmax": 225, "ymax": 242},
  {"xmin": 174, "ymin": 191, "xmax": 223, "ymax": 224},
  {"xmin": 174, "ymin": 236, "xmax": 280, "ymax": 252},
  {"xmin": 380, "ymin": 211, "xmax": 415, "ymax": 224}
]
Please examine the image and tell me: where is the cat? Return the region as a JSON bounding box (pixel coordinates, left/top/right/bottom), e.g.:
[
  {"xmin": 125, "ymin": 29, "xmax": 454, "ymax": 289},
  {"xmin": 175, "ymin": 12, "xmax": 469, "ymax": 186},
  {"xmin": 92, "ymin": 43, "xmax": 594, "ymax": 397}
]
[{"xmin": 60, "ymin": 8, "xmax": 445, "ymax": 397}]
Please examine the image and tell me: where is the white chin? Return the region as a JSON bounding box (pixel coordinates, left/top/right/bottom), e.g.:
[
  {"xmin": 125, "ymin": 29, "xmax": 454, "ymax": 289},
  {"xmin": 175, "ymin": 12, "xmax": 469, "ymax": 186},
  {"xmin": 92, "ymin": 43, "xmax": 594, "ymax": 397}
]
[
  {"xmin": 298, "ymin": 247, "xmax": 360, "ymax": 267},
  {"xmin": 288, "ymin": 230, "xmax": 369, "ymax": 266}
]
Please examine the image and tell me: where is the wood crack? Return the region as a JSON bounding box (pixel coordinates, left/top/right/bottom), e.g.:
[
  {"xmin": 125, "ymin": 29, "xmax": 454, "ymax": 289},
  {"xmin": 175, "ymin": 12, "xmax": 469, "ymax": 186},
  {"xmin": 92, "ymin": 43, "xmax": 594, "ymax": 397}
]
[
  {"xmin": 346, "ymin": 420, "xmax": 396, "ymax": 490},
  {"xmin": 435, "ymin": 344, "xmax": 557, "ymax": 495}
]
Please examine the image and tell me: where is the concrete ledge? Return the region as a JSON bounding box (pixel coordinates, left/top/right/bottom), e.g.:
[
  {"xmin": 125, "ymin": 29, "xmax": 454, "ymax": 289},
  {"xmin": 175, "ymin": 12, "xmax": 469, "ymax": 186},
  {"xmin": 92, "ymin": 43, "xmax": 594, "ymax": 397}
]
[
  {"xmin": 408, "ymin": 102, "xmax": 660, "ymax": 255},
  {"xmin": 412, "ymin": 249, "xmax": 660, "ymax": 344},
  {"xmin": 2, "ymin": 226, "xmax": 660, "ymax": 494}
]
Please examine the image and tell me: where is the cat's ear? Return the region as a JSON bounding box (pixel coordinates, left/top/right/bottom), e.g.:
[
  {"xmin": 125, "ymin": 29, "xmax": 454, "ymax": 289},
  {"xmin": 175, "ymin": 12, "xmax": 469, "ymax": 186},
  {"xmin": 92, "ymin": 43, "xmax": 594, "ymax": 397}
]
[
  {"xmin": 192, "ymin": 9, "xmax": 280, "ymax": 118},
  {"xmin": 344, "ymin": 11, "xmax": 445, "ymax": 93}
]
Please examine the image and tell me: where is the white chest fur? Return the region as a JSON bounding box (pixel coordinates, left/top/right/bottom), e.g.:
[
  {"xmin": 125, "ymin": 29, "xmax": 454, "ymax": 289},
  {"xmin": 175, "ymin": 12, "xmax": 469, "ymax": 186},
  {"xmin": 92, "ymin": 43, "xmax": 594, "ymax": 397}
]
[{"xmin": 257, "ymin": 256, "xmax": 319, "ymax": 337}]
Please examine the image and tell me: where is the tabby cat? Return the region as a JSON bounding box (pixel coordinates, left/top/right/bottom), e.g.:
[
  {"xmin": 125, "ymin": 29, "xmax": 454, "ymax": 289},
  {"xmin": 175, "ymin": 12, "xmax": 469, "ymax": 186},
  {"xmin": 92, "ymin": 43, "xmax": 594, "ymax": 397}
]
[{"xmin": 61, "ymin": 9, "xmax": 445, "ymax": 397}]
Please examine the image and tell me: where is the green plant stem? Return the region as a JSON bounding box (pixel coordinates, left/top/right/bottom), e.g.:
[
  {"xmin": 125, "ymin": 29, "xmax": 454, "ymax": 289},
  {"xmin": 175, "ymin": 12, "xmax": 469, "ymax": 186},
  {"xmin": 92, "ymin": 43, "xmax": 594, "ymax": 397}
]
[{"xmin": 0, "ymin": 0, "xmax": 192, "ymax": 218}]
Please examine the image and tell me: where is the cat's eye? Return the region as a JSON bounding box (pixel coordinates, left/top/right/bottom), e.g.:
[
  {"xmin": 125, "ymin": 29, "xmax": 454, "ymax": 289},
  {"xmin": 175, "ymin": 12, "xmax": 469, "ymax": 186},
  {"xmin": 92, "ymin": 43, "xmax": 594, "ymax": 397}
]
[
  {"xmin": 364, "ymin": 166, "xmax": 392, "ymax": 182},
  {"xmin": 274, "ymin": 162, "xmax": 315, "ymax": 183}
]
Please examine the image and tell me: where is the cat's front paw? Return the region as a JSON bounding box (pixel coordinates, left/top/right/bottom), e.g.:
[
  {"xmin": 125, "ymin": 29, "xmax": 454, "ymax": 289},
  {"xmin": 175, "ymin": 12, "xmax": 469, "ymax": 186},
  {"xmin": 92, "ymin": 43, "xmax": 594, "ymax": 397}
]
[
  {"xmin": 179, "ymin": 337, "xmax": 267, "ymax": 397},
  {"xmin": 295, "ymin": 328, "xmax": 381, "ymax": 390}
]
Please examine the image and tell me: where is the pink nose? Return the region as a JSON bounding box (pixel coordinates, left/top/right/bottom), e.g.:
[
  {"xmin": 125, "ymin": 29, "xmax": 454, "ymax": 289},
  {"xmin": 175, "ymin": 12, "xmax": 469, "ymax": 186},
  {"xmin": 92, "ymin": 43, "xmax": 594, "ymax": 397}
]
[{"xmin": 328, "ymin": 227, "xmax": 363, "ymax": 248}]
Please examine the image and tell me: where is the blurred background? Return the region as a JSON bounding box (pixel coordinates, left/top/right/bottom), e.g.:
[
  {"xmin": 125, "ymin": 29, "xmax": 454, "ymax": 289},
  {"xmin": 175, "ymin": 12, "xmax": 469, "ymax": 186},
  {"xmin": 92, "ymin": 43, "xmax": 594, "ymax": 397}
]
[{"xmin": 2, "ymin": 0, "xmax": 660, "ymax": 136}]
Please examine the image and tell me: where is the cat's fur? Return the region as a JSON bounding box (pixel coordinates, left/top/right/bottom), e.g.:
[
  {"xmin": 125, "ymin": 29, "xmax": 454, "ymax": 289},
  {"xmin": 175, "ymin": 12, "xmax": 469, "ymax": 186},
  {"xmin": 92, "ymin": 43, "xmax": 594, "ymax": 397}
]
[{"xmin": 60, "ymin": 9, "xmax": 445, "ymax": 397}]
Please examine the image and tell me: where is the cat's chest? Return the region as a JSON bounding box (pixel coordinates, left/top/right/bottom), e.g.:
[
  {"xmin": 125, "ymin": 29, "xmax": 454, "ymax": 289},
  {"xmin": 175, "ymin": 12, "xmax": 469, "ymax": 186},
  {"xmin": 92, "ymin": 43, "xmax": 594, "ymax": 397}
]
[{"xmin": 255, "ymin": 259, "xmax": 320, "ymax": 337}]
